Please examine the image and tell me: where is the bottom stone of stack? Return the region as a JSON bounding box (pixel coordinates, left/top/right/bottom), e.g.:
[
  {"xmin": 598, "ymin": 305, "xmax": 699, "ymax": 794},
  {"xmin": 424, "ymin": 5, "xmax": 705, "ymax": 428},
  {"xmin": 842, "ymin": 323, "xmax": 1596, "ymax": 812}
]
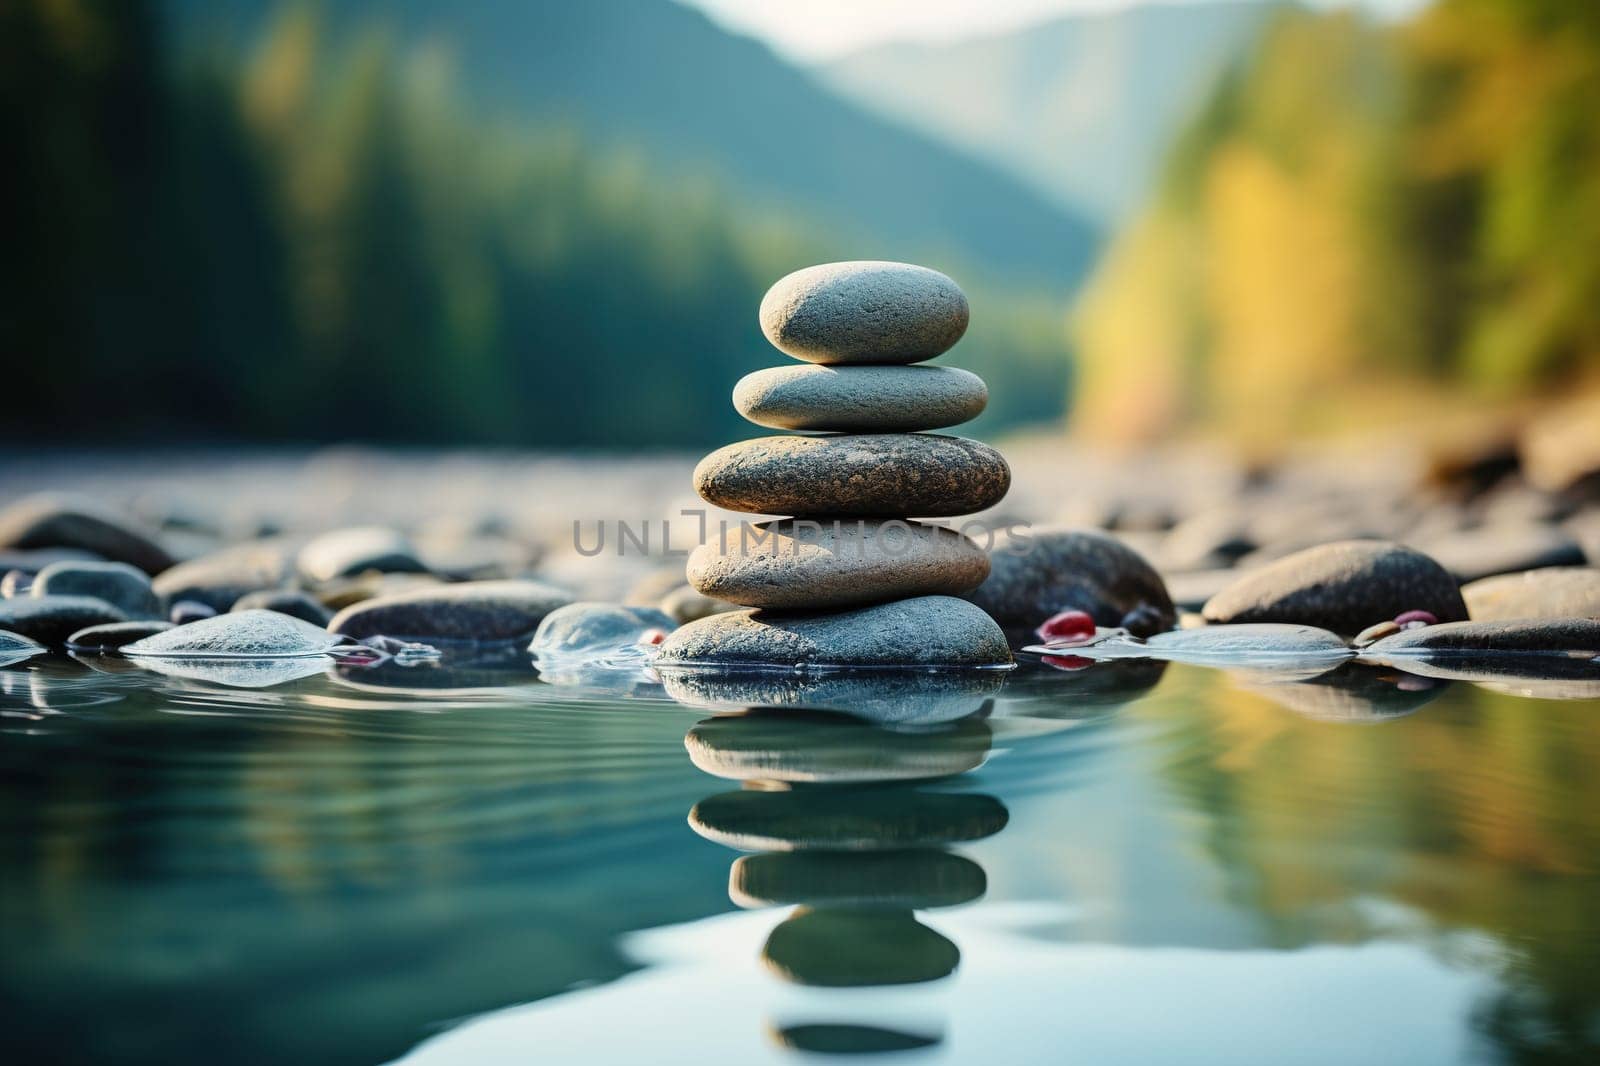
[{"xmin": 655, "ymin": 594, "xmax": 1012, "ymax": 669}]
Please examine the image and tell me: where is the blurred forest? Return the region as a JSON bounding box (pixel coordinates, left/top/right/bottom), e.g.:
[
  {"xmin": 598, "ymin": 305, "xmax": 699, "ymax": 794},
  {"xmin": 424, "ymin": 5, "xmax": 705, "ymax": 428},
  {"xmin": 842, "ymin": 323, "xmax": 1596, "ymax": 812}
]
[
  {"xmin": 1074, "ymin": 0, "xmax": 1600, "ymax": 447},
  {"xmin": 0, "ymin": 0, "xmax": 1075, "ymax": 448}
]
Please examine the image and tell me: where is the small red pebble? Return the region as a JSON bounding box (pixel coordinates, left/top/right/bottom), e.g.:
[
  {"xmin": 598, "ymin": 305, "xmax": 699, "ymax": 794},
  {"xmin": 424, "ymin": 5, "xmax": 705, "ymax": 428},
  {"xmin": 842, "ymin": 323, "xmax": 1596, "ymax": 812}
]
[
  {"xmin": 1394, "ymin": 609, "xmax": 1437, "ymax": 630},
  {"xmin": 1043, "ymin": 654, "xmax": 1094, "ymax": 672},
  {"xmin": 638, "ymin": 628, "xmax": 668, "ymax": 646},
  {"xmin": 1036, "ymin": 609, "xmax": 1096, "ymax": 644}
]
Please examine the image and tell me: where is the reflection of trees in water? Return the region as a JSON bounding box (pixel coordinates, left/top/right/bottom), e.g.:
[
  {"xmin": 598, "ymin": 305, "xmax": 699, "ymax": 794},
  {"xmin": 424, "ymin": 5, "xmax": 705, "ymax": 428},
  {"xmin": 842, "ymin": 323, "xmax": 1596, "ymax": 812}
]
[
  {"xmin": 683, "ymin": 705, "xmax": 1010, "ymax": 1055},
  {"xmin": 1147, "ymin": 665, "xmax": 1600, "ymax": 1061}
]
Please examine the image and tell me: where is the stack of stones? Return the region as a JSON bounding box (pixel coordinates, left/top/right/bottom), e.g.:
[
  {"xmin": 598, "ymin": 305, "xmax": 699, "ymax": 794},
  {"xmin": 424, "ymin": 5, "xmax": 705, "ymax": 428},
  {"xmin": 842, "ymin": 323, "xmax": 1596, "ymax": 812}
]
[{"xmin": 658, "ymin": 261, "xmax": 1013, "ymax": 670}]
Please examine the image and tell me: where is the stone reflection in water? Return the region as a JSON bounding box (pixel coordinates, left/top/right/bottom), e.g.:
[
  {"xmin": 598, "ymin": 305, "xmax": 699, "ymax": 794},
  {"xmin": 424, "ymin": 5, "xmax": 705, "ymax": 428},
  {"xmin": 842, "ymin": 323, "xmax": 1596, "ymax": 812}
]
[
  {"xmin": 328, "ymin": 644, "xmax": 539, "ymax": 695},
  {"xmin": 992, "ymin": 656, "xmax": 1167, "ymax": 720},
  {"xmin": 679, "ymin": 699, "xmax": 1008, "ymax": 1055},
  {"xmin": 1356, "ymin": 653, "xmax": 1600, "ymax": 702},
  {"xmin": 1239, "ymin": 661, "xmax": 1451, "ymax": 722},
  {"xmin": 659, "ymin": 665, "xmax": 1004, "ymax": 725}
]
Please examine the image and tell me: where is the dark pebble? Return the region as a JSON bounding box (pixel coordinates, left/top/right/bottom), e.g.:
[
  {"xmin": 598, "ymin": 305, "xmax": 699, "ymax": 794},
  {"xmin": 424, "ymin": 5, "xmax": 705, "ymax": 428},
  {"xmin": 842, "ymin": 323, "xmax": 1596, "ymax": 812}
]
[
  {"xmin": 31, "ymin": 560, "xmax": 161, "ymax": 619},
  {"xmin": 0, "ymin": 595, "xmax": 128, "ymax": 647},
  {"xmin": 66, "ymin": 620, "xmax": 176, "ymax": 652},
  {"xmin": 0, "ymin": 494, "xmax": 173, "ymax": 575},
  {"xmin": 965, "ymin": 527, "xmax": 1175, "ymax": 638},
  {"xmin": 231, "ymin": 589, "xmax": 334, "ymax": 626}
]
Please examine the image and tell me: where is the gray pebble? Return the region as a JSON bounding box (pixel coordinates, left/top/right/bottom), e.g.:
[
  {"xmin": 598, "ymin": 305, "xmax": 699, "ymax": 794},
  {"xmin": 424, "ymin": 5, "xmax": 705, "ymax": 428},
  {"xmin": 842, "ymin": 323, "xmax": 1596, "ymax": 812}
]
[
  {"xmin": 328, "ymin": 579, "xmax": 573, "ymax": 643},
  {"xmin": 66, "ymin": 620, "xmax": 176, "ymax": 652},
  {"xmin": 231, "ymin": 589, "xmax": 334, "ymax": 626},
  {"xmin": 733, "ymin": 365, "xmax": 986, "ymax": 432},
  {"xmin": 0, "ymin": 494, "xmax": 173, "ymax": 575},
  {"xmin": 0, "ymin": 595, "xmax": 128, "ymax": 647},
  {"xmin": 298, "ymin": 526, "xmax": 428, "ymax": 584},
  {"xmin": 31, "ymin": 560, "xmax": 161, "ymax": 619},
  {"xmin": 759, "ymin": 261, "xmax": 969, "ymax": 365},
  {"xmin": 1461, "ymin": 567, "xmax": 1600, "ymax": 621}
]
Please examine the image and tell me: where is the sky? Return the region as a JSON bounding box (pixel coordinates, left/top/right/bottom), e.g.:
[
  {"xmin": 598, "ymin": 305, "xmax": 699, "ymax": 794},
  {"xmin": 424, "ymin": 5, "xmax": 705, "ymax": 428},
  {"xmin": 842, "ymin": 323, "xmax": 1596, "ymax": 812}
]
[{"xmin": 678, "ymin": 0, "xmax": 1432, "ymax": 61}]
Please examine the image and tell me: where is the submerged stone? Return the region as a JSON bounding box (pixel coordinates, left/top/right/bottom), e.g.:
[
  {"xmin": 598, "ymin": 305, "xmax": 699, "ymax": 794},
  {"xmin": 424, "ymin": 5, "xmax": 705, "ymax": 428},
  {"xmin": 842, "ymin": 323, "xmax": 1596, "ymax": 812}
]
[
  {"xmin": 327, "ymin": 579, "xmax": 573, "ymax": 643},
  {"xmin": 656, "ymin": 595, "xmax": 1012, "ymax": 669},
  {"xmin": 31, "ymin": 560, "xmax": 161, "ymax": 619},
  {"xmin": 759, "ymin": 261, "xmax": 969, "ymax": 365},
  {"xmin": 693, "ymin": 434, "xmax": 1009, "ymax": 517},
  {"xmin": 687, "ymin": 519, "xmax": 989, "ymax": 609},
  {"xmin": 0, "ymin": 493, "xmax": 173, "ymax": 575},
  {"xmin": 1203, "ymin": 540, "xmax": 1467, "ymax": 635},
  {"xmin": 124, "ymin": 609, "xmax": 341, "ymax": 658}
]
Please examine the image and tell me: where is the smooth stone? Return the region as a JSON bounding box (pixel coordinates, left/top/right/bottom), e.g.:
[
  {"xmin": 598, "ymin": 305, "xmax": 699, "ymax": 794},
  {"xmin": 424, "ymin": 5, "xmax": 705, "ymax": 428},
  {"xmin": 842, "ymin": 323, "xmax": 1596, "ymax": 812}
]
[
  {"xmin": 1242, "ymin": 662, "xmax": 1450, "ymax": 722},
  {"xmin": 327, "ymin": 579, "xmax": 573, "ymax": 643},
  {"xmin": 0, "ymin": 596, "xmax": 127, "ymax": 647},
  {"xmin": 1164, "ymin": 568, "xmax": 1247, "ymax": 612},
  {"xmin": 316, "ymin": 572, "xmax": 442, "ymax": 610},
  {"xmin": 0, "ymin": 494, "xmax": 173, "ymax": 575},
  {"xmin": 687, "ymin": 519, "xmax": 989, "ymax": 609},
  {"xmin": 65, "ymin": 620, "xmax": 176, "ymax": 652},
  {"xmin": 1144, "ymin": 623, "xmax": 1351, "ymax": 663},
  {"xmin": 1362, "ymin": 618, "xmax": 1600, "ymax": 658},
  {"xmin": 1202, "ymin": 540, "xmax": 1467, "ymax": 635},
  {"xmin": 762, "ymin": 908, "xmax": 959, "ymax": 987},
  {"xmin": 152, "ymin": 538, "xmax": 298, "ymax": 613},
  {"xmin": 1419, "ymin": 525, "xmax": 1586, "ymax": 583},
  {"xmin": 1462, "ymin": 567, "xmax": 1600, "ymax": 621},
  {"xmin": 684, "ymin": 712, "xmax": 992, "ymax": 784},
  {"xmin": 124, "ymin": 609, "xmax": 341, "ymax": 658},
  {"xmin": 693, "ymin": 434, "xmax": 1009, "ymax": 517},
  {"xmin": 732, "ymin": 365, "xmax": 986, "ymax": 432},
  {"xmin": 623, "ymin": 567, "xmax": 693, "ymax": 607},
  {"xmin": 0, "ymin": 548, "xmax": 104, "ymax": 576},
  {"xmin": 759, "ymin": 261, "xmax": 969, "ymax": 365},
  {"xmin": 659, "ymin": 666, "xmax": 1004, "ymax": 726},
  {"xmin": 414, "ymin": 533, "xmax": 537, "ymax": 582},
  {"xmin": 659, "ymin": 584, "xmax": 739, "ymax": 623},
  {"xmin": 965, "ymin": 527, "xmax": 1175, "ymax": 637},
  {"xmin": 0, "ymin": 628, "xmax": 47, "ymax": 666},
  {"xmin": 297, "ymin": 526, "xmax": 428, "ymax": 584},
  {"xmin": 528, "ymin": 602, "xmax": 675, "ymax": 659},
  {"xmin": 1158, "ymin": 507, "xmax": 1257, "ymax": 572},
  {"xmin": 656, "ymin": 595, "xmax": 1012, "ymax": 668},
  {"xmin": 169, "ymin": 600, "xmax": 218, "ymax": 625},
  {"xmin": 688, "ymin": 788, "xmax": 1009, "ymax": 852},
  {"xmin": 31, "ymin": 560, "xmax": 160, "ymax": 619},
  {"xmin": 730, "ymin": 850, "xmax": 986, "ymax": 910},
  {"xmin": 231, "ymin": 590, "xmax": 334, "ymax": 626}
]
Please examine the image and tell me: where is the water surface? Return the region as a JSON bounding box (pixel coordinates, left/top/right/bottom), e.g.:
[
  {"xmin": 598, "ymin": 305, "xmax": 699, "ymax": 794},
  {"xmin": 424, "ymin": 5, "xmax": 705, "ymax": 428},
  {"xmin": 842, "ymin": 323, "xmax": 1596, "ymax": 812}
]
[{"xmin": 2, "ymin": 651, "xmax": 1598, "ymax": 1064}]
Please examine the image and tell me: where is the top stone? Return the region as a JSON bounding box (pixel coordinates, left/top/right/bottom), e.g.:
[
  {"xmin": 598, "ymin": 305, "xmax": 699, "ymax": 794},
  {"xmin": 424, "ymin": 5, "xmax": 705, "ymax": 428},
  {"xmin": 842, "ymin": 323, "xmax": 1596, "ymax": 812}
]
[{"xmin": 759, "ymin": 261, "xmax": 969, "ymax": 365}]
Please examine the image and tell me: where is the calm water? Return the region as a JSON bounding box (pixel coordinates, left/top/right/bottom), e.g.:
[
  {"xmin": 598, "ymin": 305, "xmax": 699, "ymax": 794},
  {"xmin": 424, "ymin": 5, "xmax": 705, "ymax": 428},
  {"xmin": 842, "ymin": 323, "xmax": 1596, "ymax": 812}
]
[{"xmin": 2, "ymin": 650, "xmax": 1599, "ymax": 1065}]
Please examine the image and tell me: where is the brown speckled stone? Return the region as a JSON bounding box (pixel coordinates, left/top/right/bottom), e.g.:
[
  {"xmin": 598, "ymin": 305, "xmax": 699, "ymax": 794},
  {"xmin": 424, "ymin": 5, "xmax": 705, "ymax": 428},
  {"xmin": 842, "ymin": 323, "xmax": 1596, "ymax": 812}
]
[
  {"xmin": 965, "ymin": 527, "xmax": 1175, "ymax": 637},
  {"xmin": 759, "ymin": 261, "xmax": 969, "ymax": 365},
  {"xmin": 656, "ymin": 595, "xmax": 1011, "ymax": 668},
  {"xmin": 733, "ymin": 365, "xmax": 987, "ymax": 432},
  {"xmin": 1203, "ymin": 540, "xmax": 1467, "ymax": 635},
  {"xmin": 693, "ymin": 434, "xmax": 1009, "ymax": 517},
  {"xmin": 687, "ymin": 519, "xmax": 989, "ymax": 609}
]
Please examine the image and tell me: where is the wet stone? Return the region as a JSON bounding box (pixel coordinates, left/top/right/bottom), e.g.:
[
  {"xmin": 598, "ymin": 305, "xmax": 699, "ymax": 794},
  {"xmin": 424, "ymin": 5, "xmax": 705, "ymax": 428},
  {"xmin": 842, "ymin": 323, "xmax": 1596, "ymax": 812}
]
[
  {"xmin": 1203, "ymin": 540, "xmax": 1467, "ymax": 635},
  {"xmin": 659, "ymin": 666, "xmax": 1004, "ymax": 726},
  {"xmin": 759, "ymin": 261, "xmax": 969, "ymax": 365},
  {"xmin": 684, "ymin": 712, "xmax": 992, "ymax": 784},
  {"xmin": 0, "ymin": 494, "xmax": 173, "ymax": 575},
  {"xmin": 0, "ymin": 595, "xmax": 127, "ymax": 647},
  {"xmin": 733, "ymin": 365, "xmax": 987, "ymax": 432},
  {"xmin": 1362, "ymin": 617, "xmax": 1600, "ymax": 658},
  {"xmin": 298, "ymin": 527, "xmax": 428, "ymax": 584},
  {"xmin": 1461, "ymin": 567, "xmax": 1600, "ymax": 622},
  {"xmin": 31, "ymin": 560, "xmax": 161, "ymax": 619},
  {"xmin": 327, "ymin": 579, "xmax": 573, "ymax": 643},
  {"xmin": 231, "ymin": 590, "xmax": 334, "ymax": 627},
  {"xmin": 528, "ymin": 602, "xmax": 676, "ymax": 659},
  {"xmin": 693, "ymin": 434, "xmax": 1009, "ymax": 518},
  {"xmin": 124, "ymin": 609, "xmax": 341, "ymax": 658},
  {"xmin": 687, "ymin": 519, "xmax": 989, "ymax": 610},
  {"xmin": 152, "ymin": 538, "xmax": 298, "ymax": 614},
  {"xmin": 657, "ymin": 595, "xmax": 1012, "ymax": 669},
  {"xmin": 65, "ymin": 620, "xmax": 176, "ymax": 652},
  {"xmin": 0, "ymin": 629, "xmax": 46, "ymax": 666},
  {"xmin": 965, "ymin": 527, "xmax": 1175, "ymax": 638}
]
